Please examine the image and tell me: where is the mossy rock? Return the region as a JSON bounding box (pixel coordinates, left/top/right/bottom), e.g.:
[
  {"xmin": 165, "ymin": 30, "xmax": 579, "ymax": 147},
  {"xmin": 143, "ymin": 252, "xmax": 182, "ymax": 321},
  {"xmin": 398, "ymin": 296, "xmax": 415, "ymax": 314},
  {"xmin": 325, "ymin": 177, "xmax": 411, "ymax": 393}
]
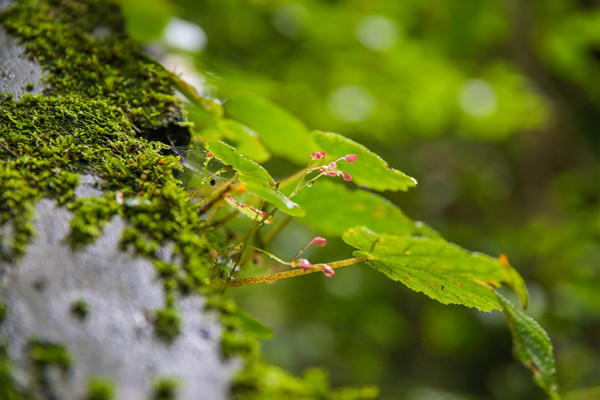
[{"xmin": 0, "ymin": 1, "xmax": 379, "ymax": 399}]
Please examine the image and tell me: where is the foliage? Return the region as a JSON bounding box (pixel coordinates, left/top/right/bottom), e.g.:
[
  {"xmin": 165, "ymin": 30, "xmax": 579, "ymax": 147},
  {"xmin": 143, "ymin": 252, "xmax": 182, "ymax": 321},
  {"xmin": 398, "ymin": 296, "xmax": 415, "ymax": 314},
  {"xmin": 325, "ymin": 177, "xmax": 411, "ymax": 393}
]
[
  {"xmin": 5, "ymin": 0, "xmax": 600, "ymax": 399},
  {"xmin": 111, "ymin": 0, "xmax": 600, "ymax": 399},
  {"xmin": 147, "ymin": 1, "xmax": 600, "ymax": 398}
]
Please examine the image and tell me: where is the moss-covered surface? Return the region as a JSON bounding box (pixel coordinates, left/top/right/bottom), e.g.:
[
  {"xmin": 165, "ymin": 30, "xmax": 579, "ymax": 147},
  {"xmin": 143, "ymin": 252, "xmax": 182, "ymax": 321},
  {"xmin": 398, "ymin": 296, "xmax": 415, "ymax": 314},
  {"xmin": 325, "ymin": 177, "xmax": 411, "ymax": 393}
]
[
  {"xmin": 70, "ymin": 299, "xmax": 90, "ymax": 320},
  {"xmin": 27, "ymin": 338, "xmax": 72, "ymax": 370},
  {"xmin": 0, "ymin": 342, "xmax": 31, "ymax": 400},
  {"xmin": 151, "ymin": 377, "xmax": 180, "ymax": 400},
  {"xmin": 27, "ymin": 338, "xmax": 73, "ymax": 398},
  {"xmin": 85, "ymin": 377, "xmax": 115, "ymax": 400},
  {"xmin": 0, "ymin": 0, "xmax": 378, "ymax": 399},
  {"xmin": 153, "ymin": 306, "xmax": 182, "ymax": 342}
]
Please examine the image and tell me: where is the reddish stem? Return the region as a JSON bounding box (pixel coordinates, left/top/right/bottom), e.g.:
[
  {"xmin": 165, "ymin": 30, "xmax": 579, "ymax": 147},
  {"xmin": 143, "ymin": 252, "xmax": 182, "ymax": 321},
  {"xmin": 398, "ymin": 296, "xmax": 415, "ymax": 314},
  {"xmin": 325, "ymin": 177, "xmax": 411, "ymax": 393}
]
[{"xmin": 216, "ymin": 255, "xmax": 368, "ymax": 287}]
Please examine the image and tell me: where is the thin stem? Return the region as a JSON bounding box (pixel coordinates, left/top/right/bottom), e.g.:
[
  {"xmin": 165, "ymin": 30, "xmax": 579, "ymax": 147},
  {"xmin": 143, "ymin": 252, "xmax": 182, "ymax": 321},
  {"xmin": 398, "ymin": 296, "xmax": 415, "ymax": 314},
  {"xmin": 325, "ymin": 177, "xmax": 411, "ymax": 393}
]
[
  {"xmin": 189, "ymin": 155, "xmax": 213, "ymax": 200},
  {"xmin": 224, "ymin": 209, "xmax": 278, "ymax": 285},
  {"xmin": 217, "ymin": 242, "xmax": 243, "ymax": 257},
  {"xmin": 286, "ymin": 160, "xmax": 322, "ymax": 199},
  {"xmin": 292, "ymin": 239, "xmax": 314, "ymax": 261},
  {"xmin": 0, "ymin": 140, "xmax": 18, "ymax": 157},
  {"xmin": 207, "ymin": 210, "xmax": 238, "ymax": 228},
  {"xmin": 245, "ymin": 245, "xmax": 292, "ymax": 266},
  {"xmin": 279, "ymin": 168, "xmax": 308, "ymax": 193},
  {"xmin": 195, "ymin": 173, "xmax": 238, "ymax": 209},
  {"xmin": 204, "ymin": 200, "xmax": 226, "ymax": 224},
  {"xmin": 214, "ymin": 255, "xmax": 369, "ymax": 287}
]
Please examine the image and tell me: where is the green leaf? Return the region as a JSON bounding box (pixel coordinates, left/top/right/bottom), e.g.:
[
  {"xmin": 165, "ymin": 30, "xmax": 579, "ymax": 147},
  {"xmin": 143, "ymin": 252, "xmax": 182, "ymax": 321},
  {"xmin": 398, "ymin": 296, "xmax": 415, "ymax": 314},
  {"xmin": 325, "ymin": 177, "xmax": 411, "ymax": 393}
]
[
  {"xmin": 200, "ymin": 119, "xmax": 270, "ymax": 163},
  {"xmin": 224, "ymin": 92, "xmax": 317, "ymax": 164},
  {"xmin": 342, "ymin": 226, "xmax": 528, "ymax": 311},
  {"xmin": 293, "ymin": 180, "xmax": 439, "ymax": 237},
  {"xmin": 233, "ymin": 308, "xmax": 274, "ymax": 340},
  {"xmin": 497, "ymin": 294, "xmax": 561, "ymax": 399},
  {"xmin": 311, "ymin": 131, "xmax": 417, "ymax": 192},
  {"xmin": 205, "ymin": 140, "xmax": 304, "ymax": 216}
]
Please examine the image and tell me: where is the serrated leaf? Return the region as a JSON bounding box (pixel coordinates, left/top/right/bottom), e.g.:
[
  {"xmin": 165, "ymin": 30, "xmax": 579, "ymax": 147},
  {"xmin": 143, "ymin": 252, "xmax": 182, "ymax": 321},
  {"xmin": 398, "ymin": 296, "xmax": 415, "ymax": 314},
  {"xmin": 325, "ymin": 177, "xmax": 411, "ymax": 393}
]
[
  {"xmin": 292, "ymin": 180, "xmax": 438, "ymax": 237},
  {"xmin": 343, "ymin": 226, "xmax": 528, "ymax": 311},
  {"xmin": 224, "ymin": 92, "xmax": 317, "ymax": 164},
  {"xmin": 497, "ymin": 294, "xmax": 561, "ymax": 399},
  {"xmin": 239, "ymin": 175, "xmax": 305, "ymax": 217},
  {"xmin": 205, "ymin": 140, "xmax": 304, "ymax": 216},
  {"xmin": 205, "ymin": 140, "xmax": 275, "ymax": 184},
  {"xmin": 311, "ymin": 131, "xmax": 417, "ymax": 192},
  {"xmin": 200, "ymin": 119, "xmax": 270, "ymax": 163}
]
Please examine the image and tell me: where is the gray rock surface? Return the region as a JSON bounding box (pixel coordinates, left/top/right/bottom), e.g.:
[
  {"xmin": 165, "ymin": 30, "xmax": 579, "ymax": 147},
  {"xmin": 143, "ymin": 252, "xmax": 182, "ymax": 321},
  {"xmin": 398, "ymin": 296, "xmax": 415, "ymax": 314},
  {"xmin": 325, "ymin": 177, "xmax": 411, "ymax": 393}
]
[
  {"xmin": 0, "ymin": 187, "xmax": 238, "ymax": 400},
  {"xmin": 0, "ymin": 22, "xmax": 46, "ymax": 100}
]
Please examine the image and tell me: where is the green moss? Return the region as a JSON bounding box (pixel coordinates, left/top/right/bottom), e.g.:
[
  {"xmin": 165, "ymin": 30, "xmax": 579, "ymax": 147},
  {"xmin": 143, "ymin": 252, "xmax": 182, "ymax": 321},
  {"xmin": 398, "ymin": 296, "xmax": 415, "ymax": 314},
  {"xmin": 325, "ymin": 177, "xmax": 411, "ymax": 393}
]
[
  {"xmin": 86, "ymin": 377, "xmax": 115, "ymax": 400},
  {"xmin": 0, "ymin": 0, "xmax": 185, "ymax": 132},
  {"xmin": 154, "ymin": 307, "xmax": 182, "ymax": 342},
  {"xmin": 205, "ymin": 297, "xmax": 260, "ymax": 359},
  {"xmin": 70, "ymin": 299, "xmax": 90, "ymax": 320},
  {"xmin": 0, "ymin": 343, "xmax": 31, "ymax": 400},
  {"xmin": 0, "ymin": 302, "xmax": 6, "ymax": 325},
  {"xmin": 152, "ymin": 377, "xmax": 180, "ymax": 400},
  {"xmin": 27, "ymin": 338, "xmax": 72, "ymax": 370},
  {"xmin": 232, "ymin": 363, "xmax": 379, "ymax": 400},
  {"xmin": 0, "ymin": 0, "xmax": 211, "ymax": 320}
]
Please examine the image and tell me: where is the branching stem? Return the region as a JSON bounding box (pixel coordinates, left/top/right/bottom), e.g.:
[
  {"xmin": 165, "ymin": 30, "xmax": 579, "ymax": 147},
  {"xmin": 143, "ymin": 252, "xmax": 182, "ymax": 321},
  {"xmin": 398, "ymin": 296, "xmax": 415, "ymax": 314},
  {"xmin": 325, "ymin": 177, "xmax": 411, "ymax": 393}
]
[{"xmin": 215, "ymin": 255, "xmax": 368, "ymax": 287}]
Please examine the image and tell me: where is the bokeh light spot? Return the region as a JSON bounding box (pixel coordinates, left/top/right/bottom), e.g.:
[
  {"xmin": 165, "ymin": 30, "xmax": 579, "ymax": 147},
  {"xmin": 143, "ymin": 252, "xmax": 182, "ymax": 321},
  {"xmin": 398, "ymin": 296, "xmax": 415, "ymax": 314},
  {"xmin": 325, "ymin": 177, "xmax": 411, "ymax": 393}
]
[
  {"xmin": 355, "ymin": 15, "xmax": 399, "ymax": 52},
  {"xmin": 327, "ymin": 85, "xmax": 376, "ymax": 122},
  {"xmin": 272, "ymin": 3, "xmax": 307, "ymax": 38},
  {"xmin": 459, "ymin": 79, "xmax": 497, "ymax": 117},
  {"xmin": 163, "ymin": 18, "xmax": 206, "ymax": 52}
]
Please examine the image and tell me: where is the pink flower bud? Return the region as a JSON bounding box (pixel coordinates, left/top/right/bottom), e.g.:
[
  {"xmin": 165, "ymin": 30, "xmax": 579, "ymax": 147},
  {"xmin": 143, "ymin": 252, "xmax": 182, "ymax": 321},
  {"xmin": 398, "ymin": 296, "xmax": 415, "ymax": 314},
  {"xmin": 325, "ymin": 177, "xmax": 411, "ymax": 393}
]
[
  {"xmin": 329, "ymin": 161, "xmax": 337, "ymax": 169},
  {"xmin": 322, "ymin": 264, "xmax": 335, "ymax": 277},
  {"xmin": 206, "ymin": 152, "xmax": 214, "ymax": 158},
  {"xmin": 342, "ymin": 172, "xmax": 352, "ymax": 181},
  {"xmin": 344, "ymin": 154, "xmax": 358, "ymax": 163},
  {"xmin": 312, "ymin": 237, "xmax": 327, "ymax": 247},
  {"xmin": 296, "ymin": 258, "xmax": 312, "ymax": 270},
  {"xmin": 328, "ymin": 171, "xmax": 337, "ymax": 177},
  {"xmin": 310, "ymin": 151, "xmax": 327, "ymax": 160}
]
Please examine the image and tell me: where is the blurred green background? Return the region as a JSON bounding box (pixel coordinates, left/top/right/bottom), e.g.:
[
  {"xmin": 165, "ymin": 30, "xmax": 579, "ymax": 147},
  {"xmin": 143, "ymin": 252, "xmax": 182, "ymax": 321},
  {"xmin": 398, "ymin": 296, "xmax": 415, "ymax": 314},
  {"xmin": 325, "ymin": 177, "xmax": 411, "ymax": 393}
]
[{"xmin": 120, "ymin": 1, "xmax": 600, "ymax": 398}]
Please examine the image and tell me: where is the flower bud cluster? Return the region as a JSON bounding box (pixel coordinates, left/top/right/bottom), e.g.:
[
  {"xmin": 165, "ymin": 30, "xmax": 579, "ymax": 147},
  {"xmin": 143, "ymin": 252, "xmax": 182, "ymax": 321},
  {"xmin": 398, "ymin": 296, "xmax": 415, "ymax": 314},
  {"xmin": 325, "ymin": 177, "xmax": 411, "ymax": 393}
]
[
  {"xmin": 316, "ymin": 154, "xmax": 357, "ymax": 182},
  {"xmin": 310, "ymin": 151, "xmax": 327, "ymax": 160},
  {"xmin": 290, "ymin": 236, "xmax": 335, "ymax": 277}
]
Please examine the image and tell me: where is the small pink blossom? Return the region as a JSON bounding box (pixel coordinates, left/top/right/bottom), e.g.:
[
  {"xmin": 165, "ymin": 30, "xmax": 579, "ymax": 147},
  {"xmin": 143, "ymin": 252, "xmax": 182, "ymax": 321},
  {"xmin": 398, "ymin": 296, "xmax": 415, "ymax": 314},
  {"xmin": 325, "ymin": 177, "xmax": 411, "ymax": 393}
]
[
  {"xmin": 344, "ymin": 154, "xmax": 358, "ymax": 163},
  {"xmin": 342, "ymin": 172, "xmax": 352, "ymax": 181},
  {"xmin": 296, "ymin": 258, "xmax": 312, "ymax": 270},
  {"xmin": 329, "ymin": 161, "xmax": 337, "ymax": 169},
  {"xmin": 312, "ymin": 237, "xmax": 327, "ymax": 247},
  {"xmin": 310, "ymin": 151, "xmax": 326, "ymax": 160},
  {"xmin": 322, "ymin": 264, "xmax": 335, "ymax": 277},
  {"xmin": 328, "ymin": 171, "xmax": 337, "ymax": 177}
]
